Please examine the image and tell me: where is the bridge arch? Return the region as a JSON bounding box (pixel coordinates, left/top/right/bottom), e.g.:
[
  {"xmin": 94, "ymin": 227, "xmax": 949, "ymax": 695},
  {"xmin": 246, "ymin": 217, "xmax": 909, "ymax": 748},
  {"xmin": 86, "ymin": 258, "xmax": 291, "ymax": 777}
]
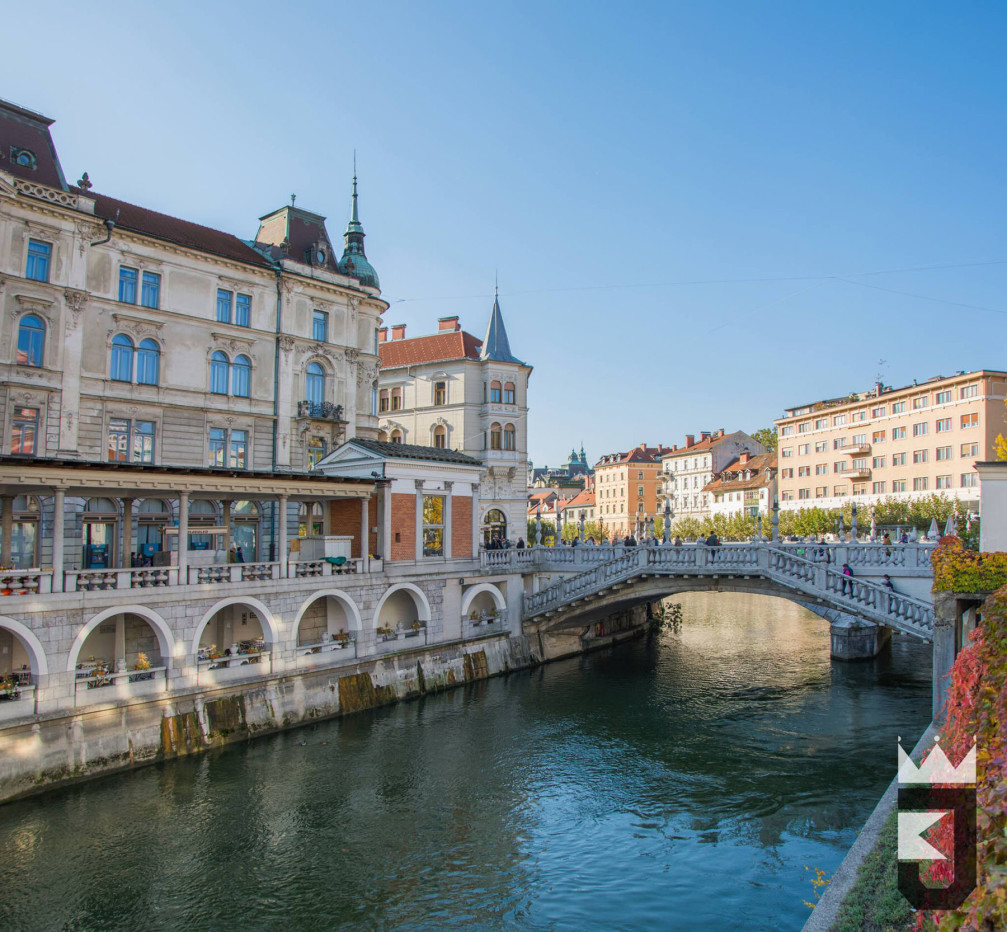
[
  {"xmin": 65, "ymin": 605, "xmax": 175, "ymax": 672},
  {"xmin": 191, "ymin": 597, "xmax": 279, "ymax": 657},
  {"xmin": 461, "ymin": 583, "xmax": 506, "ymax": 617},
  {"xmin": 372, "ymin": 584, "xmax": 431, "ymax": 631},
  {"xmin": 0, "ymin": 615, "xmax": 49, "ymax": 677}
]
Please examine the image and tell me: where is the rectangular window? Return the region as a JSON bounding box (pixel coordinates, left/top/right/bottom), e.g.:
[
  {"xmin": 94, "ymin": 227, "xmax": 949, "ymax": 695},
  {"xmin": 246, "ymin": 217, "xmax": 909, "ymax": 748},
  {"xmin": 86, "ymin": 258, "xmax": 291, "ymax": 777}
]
[
  {"xmin": 852, "ymin": 457, "xmax": 868, "ymax": 470},
  {"xmin": 391, "ymin": 389, "xmax": 402, "ymax": 411},
  {"xmin": 798, "ymin": 488, "xmax": 810, "ymax": 500},
  {"xmin": 892, "ymin": 479, "xmax": 907, "ymax": 492},
  {"xmin": 936, "ymin": 475, "xmax": 952, "ymax": 489},
  {"xmin": 25, "ymin": 240, "xmax": 51, "ymax": 282},
  {"xmin": 208, "ymin": 427, "xmax": 226, "ymax": 467},
  {"xmin": 490, "ymin": 385, "xmax": 502, "ymax": 403},
  {"xmin": 798, "ymin": 421, "xmax": 810, "ymax": 433},
  {"xmin": 852, "ymin": 433, "xmax": 867, "ymax": 445},
  {"xmin": 140, "ymin": 272, "xmax": 161, "ymax": 309},
  {"xmin": 503, "ymin": 386, "xmax": 515, "ymax": 404},
  {"xmin": 798, "ymin": 466, "xmax": 810, "ymax": 477},
  {"xmin": 814, "ymin": 418, "xmax": 827, "ymax": 430},
  {"xmin": 833, "ymin": 461, "xmax": 847, "ymax": 473},
  {"xmin": 422, "ymin": 495, "xmax": 445, "ymax": 557},
  {"xmin": 833, "ymin": 438, "xmax": 846, "ymax": 450},
  {"xmin": 307, "ymin": 436, "xmax": 326, "ymax": 469},
  {"xmin": 815, "ymin": 464, "xmax": 827, "ymax": 475},
  {"xmin": 913, "ymin": 422, "xmax": 928, "ymax": 437},
  {"xmin": 961, "ymin": 472, "xmax": 978, "ymax": 488},
  {"xmin": 134, "ymin": 421, "xmax": 155, "ymax": 463},
  {"xmin": 892, "ymin": 452, "xmax": 907, "ymax": 466},
  {"xmin": 891, "ymin": 401, "xmax": 906, "ymax": 413},
  {"xmin": 871, "ymin": 406, "xmax": 886, "ymax": 418},
  {"xmin": 781, "ymin": 448, "xmax": 792, "ymax": 458},
  {"xmin": 961, "ymin": 412, "xmax": 979, "ymax": 429},
  {"xmin": 108, "ymin": 418, "xmax": 156, "ymax": 463},
  {"xmin": 216, "ymin": 289, "xmax": 233, "ymax": 324},
  {"xmin": 312, "ymin": 310, "xmax": 328, "ymax": 342},
  {"xmin": 815, "ymin": 441, "xmax": 827, "ymax": 453},
  {"xmin": 853, "ymin": 410, "xmax": 866, "ymax": 422},
  {"xmin": 118, "ymin": 266, "xmax": 138, "ymax": 303},
  {"xmin": 960, "ymin": 384, "xmax": 978, "ymax": 400},
  {"xmin": 798, "ymin": 443, "xmax": 810, "ymax": 455},
  {"xmin": 781, "ymin": 468, "xmax": 794, "ymax": 478},
  {"xmin": 872, "ymin": 456, "xmax": 885, "ymax": 468},
  {"xmin": 229, "ymin": 429, "xmax": 248, "ymax": 469},
  {"xmin": 913, "ymin": 477, "xmax": 929, "ymax": 491},
  {"xmin": 10, "ymin": 407, "xmax": 39, "ymax": 455},
  {"xmin": 378, "ymin": 391, "xmax": 389, "ymax": 413},
  {"xmin": 781, "ymin": 491, "xmax": 793, "ymax": 501},
  {"xmin": 913, "ymin": 449, "xmax": 929, "ymax": 464},
  {"xmin": 961, "ymin": 442, "xmax": 979, "ymax": 458},
  {"xmin": 780, "ymin": 425, "xmax": 794, "ymax": 437},
  {"xmin": 935, "ymin": 418, "xmax": 952, "ymax": 433},
  {"xmin": 892, "ymin": 426, "xmax": 906, "ymax": 440},
  {"xmin": 913, "ymin": 396, "xmax": 929, "ymax": 409},
  {"xmin": 873, "ymin": 481, "xmax": 886, "ymax": 494},
  {"xmin": 107, "ymin": 418, "xmax": 130, "ymax": 461},
  {"xmin": 872, "ymin": 430, "xmax": 886, "ymax": 443},
  {"xmin": 833, "ymin": 485, "xmax": 847, "ymax": 497},
  {"xmin": 833, "ymin": 414, "xmax": 847, "ymax": 426},
  {"xmin": 235, "ymin": 293, "xmax": 251, "ymax": 327},
  {"xmin": 816, "ymin": 486, "xmax": 827, "ymax": 497},
  {"xmin": 936, "ymin": 390, "xmax": 952, "ymax": 404},
  {"xmin": 936, "ymin": 446, "xmax": 953, "ymax": 461},
  {"xmin": 433, "ymin": 382, "xmax": 446, "ymax": 405}
]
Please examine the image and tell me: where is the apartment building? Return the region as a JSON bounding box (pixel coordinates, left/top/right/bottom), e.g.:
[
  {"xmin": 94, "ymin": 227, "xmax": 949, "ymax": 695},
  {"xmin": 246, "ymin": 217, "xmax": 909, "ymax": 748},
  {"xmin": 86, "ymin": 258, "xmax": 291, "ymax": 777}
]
[
  {"xmin": 774, "ymin": 371, "xmax": 1007, "ymax": 511},
  {"xmin": 595, "ymin": 443, "xmax": 670, "ymax": 538},
  {"xmin": 661, "ymin": 430, "xmax": 765, "ymax": 520},
  {"xmin": 376, "ymin": 298, "xmax": 532, "ymax": 547},
  {"xmin": 704, "ymin": 452, "xmax": 778, "ymax": 519}
]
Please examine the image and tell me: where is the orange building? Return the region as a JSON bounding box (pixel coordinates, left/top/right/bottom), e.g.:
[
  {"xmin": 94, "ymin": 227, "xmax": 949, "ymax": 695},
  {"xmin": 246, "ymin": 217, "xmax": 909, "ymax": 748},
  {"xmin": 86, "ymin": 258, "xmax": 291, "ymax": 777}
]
[{"xmin": 594, "ymin": 443, "xmax": 671, "ymax": 538}]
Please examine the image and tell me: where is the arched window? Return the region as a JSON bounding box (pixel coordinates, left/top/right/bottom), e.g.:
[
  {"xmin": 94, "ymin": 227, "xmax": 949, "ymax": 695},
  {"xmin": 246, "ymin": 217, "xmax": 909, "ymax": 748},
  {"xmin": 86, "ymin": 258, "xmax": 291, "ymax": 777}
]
[
  {"xmin": 433, "ymin": 425, "xmax": 447, "ymax": 449},
  {"xmin": 110, "ymin": 334, "xmax": 134, "ymax": 382},
  {"xmin": 503, "ymin": 423, "xmax": 516, "ymax": 451},
  {"xmin": 232, "ymin": 354, "xmax": 251, "ymax": 397},
  {"xmin": 482, "ymin": 509, "xmax": 507, "ymax": 547},
  {"xmin": 137, "ymin": 339, "xmax": 160, "ymax": 385},
  {"xmin": 490, "ymin": 422, "xmax": 502, "ymax": 450},
  {"xmin": 210, "ymin": 352, "xmax": 229, "ymax": 394},
  {"xmin": 390, "ymin": 429, "xmax": 403, "ymax": 443},
  {"xmin": 306, "ymin": 362, "xmax": 325, "ymax": 406},
  {"xmin": 378, "ymin": 389, "xmax": 389, "ymax": 413},
  {"xmin": 503, "ymin": 382, "xmax": 516, "ymax": 405},
  {"xmin": 17, "ymin": 314, "xmax": 45, "ymax": 367},
  {"xmin": 391, "ymin": 388, "xmax": 402, "ymax": 411},
  {"xmin": 490, "ymin": 380, "xmax": 502, "ymax": 403}
]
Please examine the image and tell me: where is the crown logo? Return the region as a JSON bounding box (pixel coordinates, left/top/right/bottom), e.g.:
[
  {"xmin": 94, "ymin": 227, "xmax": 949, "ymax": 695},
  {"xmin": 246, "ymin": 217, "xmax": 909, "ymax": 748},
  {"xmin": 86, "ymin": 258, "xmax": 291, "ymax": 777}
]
[{"xmin": 897, "ymin": 737, "xmax": 976, "ymax": 785}]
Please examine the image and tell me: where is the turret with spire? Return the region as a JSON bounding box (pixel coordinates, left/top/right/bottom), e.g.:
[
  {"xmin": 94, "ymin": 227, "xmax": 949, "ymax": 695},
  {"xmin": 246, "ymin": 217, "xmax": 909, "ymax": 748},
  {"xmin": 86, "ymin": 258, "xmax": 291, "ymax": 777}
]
[
  {"xmin": 480, "ymin": 284, "xmax": 523, "ymax": 364},
  {"xmin": 337, "ymin": 169, "xmax": 380, "ymax": 289}
]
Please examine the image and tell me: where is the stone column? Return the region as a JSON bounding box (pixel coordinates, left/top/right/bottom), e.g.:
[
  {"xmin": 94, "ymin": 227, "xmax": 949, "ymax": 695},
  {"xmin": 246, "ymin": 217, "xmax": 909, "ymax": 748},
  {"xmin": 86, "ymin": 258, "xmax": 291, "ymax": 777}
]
[
  {"xmin": 115, "ymin": 614, "xmax": 126, "ymax": 671},
  {"xmin": 443, "ymin": 481, "xmax": 453, "ymax": 559},
  {"xmin": 359, "ymin": 496, "xmax": 369, "ymax": 572},
  {"xmin": 278, "ymin": 494, "xmax": 289, "ymax": 578},
  {"xmin": 0, "ymin": 495, "xmax": 13, "ymax": 566},
  {"xmin": 932, "ymin": 593, "xmax": 958, "ymax": 721},
  {"xmin": 222, "ymin": 499, "xmax": 233, "ymax": 550},
  {"xmin": 121, "ymin": 497, "xmax": 135, "ymax": 568},
  {"xmin": 177, "ymin": 491, "xmax": 190, "ymax": 582},
  {"xmin": 51, "ymin": 488, "xmax": 65, "ymax": 593}
]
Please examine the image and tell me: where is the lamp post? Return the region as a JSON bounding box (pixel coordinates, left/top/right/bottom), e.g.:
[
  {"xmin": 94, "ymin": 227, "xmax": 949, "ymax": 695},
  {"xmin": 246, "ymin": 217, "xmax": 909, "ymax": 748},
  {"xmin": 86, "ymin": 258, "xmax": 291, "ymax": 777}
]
[
  {"xmin": 663, "ymin": 497, "xmax": 671, "ymax": 544},
  {"xmin": 579, "ymin": 509, "xmax": 586, "ymax": 541},
  {"xmin": 534, "ymin": 503, "xmax": 542, "ymax": 547},
  {"xmin": 771, "ymin": 497, "xmax": 780, "ymax": 542}
]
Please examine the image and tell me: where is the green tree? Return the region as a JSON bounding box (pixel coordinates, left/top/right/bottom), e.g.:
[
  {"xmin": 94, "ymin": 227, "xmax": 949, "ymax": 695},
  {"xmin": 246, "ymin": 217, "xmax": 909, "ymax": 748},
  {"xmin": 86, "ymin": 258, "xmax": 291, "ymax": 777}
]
[{"xmin": 750, "ymin": 427, "xmax": 778, "ymax": 452}]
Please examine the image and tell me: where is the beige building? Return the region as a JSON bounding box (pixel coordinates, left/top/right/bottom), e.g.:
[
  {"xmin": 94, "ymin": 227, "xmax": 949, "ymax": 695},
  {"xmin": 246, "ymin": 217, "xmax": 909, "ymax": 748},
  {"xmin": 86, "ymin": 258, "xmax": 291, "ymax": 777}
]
[
  {"xmin": 705, "ymin": 452, "xmax": 778, "ymax": 519},
  {"xmin": 595, "ymin": 444, "xmax": 670, "ymax": 538},
  {"xmin": 376, "ymin": 299, "xmax": 532, "ymax": 547},
  {"xmin": 774, "ymin": 371, "xmax": 1007, "ymax": 511}
]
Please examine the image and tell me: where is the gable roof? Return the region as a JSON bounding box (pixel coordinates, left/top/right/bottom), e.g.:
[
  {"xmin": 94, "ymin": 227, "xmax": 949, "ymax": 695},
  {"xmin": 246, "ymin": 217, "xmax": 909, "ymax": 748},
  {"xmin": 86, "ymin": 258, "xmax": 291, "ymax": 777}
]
[
  {"xmin": 562, "ymin": 489, "xmax": 596, "ymax": 509},
  {"xmin": 343, "ymin": 438, "xmax": 482, "ymax": 465},
  {"xmin": 379, "ymin": 331, "xmax": 483, "ymax": 368},
  {"xmin": 82, "ymin": 191, "xmax": 274, "ymax": 269},
  {"xmin": 703, "ymin": 453, "xmax": 778, "ymax": 493}
]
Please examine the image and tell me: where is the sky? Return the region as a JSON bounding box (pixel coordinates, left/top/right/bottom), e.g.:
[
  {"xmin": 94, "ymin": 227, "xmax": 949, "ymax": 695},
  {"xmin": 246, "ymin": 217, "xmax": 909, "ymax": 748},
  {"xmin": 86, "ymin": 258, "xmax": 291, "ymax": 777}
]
[{"xmin": 7, "ymin": 1, "xmax": 1007, "ymax": 468}]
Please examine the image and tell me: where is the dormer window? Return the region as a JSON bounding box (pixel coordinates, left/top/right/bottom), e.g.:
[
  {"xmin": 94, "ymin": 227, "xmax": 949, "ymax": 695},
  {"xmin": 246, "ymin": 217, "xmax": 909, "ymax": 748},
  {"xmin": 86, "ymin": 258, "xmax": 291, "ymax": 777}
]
[
  {"xmin": 10, "ymin": 147, "xmax": 37, "ymax": 170},
  {"xmin": 310, "ymin": 241, "xmax": 329, "ymax": 266}
]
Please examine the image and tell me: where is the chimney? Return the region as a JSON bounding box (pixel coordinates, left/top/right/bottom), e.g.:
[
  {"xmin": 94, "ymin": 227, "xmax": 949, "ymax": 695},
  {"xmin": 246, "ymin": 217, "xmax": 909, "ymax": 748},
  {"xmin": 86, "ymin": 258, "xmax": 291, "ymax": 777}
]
[
  {"xmin": 685, "ymin": 435, "xmax": 695, "ymax": 448},
  {"xmin": 438, "ymin": 316, "xmax": 460, "ymax": 332},
  {"xmin": 717, "ymin": 428, "xmax": 725, "ymax": 438},
  {"xmin": 701, "ymin": 431, "xmax": 711, "ymax": 441},
  {"xmin": 739, "ymin": 452, "xmax": 750, "ymax": 465},
  {"xmin": 639, "ymin": 442, "xmax": 647, "ymax": 450},
  {"xmin": 391, "ymin": 323, "xmax": 407, "ymax": 341},
  {"xmin": 377, "ymin": 327, "xmax": 388, "ymax": 343}
]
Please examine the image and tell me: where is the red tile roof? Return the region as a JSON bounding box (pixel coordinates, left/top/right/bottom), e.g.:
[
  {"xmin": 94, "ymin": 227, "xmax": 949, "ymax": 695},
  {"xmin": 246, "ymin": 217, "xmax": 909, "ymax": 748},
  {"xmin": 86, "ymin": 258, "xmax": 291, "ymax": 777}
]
[
  {"xmin": 379, "ymin": 331, "xmax": 483, "ymax": 368},
  {"xmin": 83, "ymin": 191, "xmax": 274, "ymax": 269},
  {"xmin": 703, "ymin": 453, "xmax": 778, "ymax": 492},
  {"xmin": 563, "ymin": 490, "xmax": 595, "ymax": 509}
]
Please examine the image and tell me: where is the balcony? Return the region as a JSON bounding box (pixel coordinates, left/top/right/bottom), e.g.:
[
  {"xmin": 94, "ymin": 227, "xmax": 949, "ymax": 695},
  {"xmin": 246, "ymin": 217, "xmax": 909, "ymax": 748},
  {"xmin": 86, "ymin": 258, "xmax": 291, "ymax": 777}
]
[
  {"xmin": 296, "ymin": 400, "xmax": 345, "ymax": 421},
  {"xmin": 845, "ymin": 443, "xmax": 871, "ymax": 455},
  {"xmin": 846, "ymin": 468, "xmax": 871, "ymax": 480}
]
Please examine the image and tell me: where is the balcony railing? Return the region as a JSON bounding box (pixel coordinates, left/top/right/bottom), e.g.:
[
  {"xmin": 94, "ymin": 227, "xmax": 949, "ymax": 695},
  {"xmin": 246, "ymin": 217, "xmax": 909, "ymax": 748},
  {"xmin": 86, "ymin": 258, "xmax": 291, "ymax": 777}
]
[
  {"xmin": 845, "ymin": 443, "xmax": 872, "ymax": 455},
  {"xmin": 297, "ymin": 400, "xmax": 345, "ymax": 421}
]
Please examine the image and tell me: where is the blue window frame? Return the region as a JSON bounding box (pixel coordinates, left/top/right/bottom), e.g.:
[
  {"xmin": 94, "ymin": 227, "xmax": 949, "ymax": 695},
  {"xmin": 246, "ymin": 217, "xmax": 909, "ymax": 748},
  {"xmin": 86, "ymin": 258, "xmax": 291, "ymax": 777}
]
[
  {"xmin": 134, "ymin": 421, "xmax": 155, "ymax": 463},
  {"xmin": 306, "ymin": 362, "xmax": 325, "ymax": 405},
  {"xmin": 17, "ymin": 314, "xmax": 45, "ymax": 367},
  {"xmin": 137, "ymin": 339, "xmax": 160, "ymax": 385},
  {"xmin": 312, "ymin": 310, "xmax": 328, "ymax": 342},
  {"xmin": 235, "ymin": 293, "xmax": 251, "ymax": 327},
  {"xmin": 118, "ymin": 267, "xmax": 138, "ymax": 303},
  {"xmin": 208, "ymin": 427, "xmax": 226, "ymax": 467},
  {"xmin": 110, "ymin": 334, "xmax": 134, "ymax": 382},
  {"xmin": 216, "ymin": 289, "xmax": 232, "ymax": 324},
  {"xmin": 210, "ymin": 352, "xmax": 229, "ymax": 394},
  {"xmin": 140, "ymin": 272, "xmax": 161, "ymax": 309},
  {"xmin": 26, "ymin": 240, "xmax": 51, "ymax": 282},
  {"xmin": 229, "ymin": 430, "xmax": 248, "ymax": 469},
  {"xmin": 232, "ymin": 355, "xmax": 251, "ymax": 397}
]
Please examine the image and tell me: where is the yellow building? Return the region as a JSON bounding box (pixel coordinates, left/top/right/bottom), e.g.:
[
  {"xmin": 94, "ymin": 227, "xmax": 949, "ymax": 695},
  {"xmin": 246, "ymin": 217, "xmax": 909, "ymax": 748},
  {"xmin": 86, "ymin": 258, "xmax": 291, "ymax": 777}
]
[
  {"xmin": 774, "ymin": 371, "xmax": 1007, "ymax": 511},
  {"xmin": 594, "ymin": 444, "xmax": 670, "ymax": 538}
]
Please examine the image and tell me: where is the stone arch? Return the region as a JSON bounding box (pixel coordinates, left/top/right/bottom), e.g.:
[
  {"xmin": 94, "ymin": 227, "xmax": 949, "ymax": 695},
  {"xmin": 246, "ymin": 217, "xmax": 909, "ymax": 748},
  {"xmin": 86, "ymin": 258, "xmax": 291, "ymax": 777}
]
[
  {"xmin": 372, "ymin": 583, "xmax": 432, "ymax": 630},
  {"xmin": 191, "ymin": 596, "xmax": 279, "ymax": 656},
  {"xmin": 460, "ymin": 583, "xmax": 506, "ymax": 617},
  {"xmin": 292, "ymin": 588, "xmax": 363, "ymax": 640},
  {"xmin": 0, "ymin": 615, "xmax": 49, "ymax": 676},
  {"xmin": 65, "ymin": 604, "xmax": 175, "ymax": 672}
]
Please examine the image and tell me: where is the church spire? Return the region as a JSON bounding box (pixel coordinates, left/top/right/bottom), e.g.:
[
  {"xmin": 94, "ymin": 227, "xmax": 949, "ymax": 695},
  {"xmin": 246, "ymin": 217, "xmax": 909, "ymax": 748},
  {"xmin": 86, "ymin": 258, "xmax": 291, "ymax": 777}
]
[
  {"xmin": 337, "ymin": 162, "xmax": 380, "ymax": 289},
  {"xmin": 480, "ymin": 284, "xmax": 523, "ymax": 364}
]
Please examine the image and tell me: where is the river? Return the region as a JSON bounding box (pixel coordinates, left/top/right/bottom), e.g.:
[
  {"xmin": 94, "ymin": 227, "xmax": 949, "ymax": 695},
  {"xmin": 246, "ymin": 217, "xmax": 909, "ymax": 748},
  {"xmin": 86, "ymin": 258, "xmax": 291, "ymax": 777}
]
[{"xmin": 0, "ymin": 591, "xmax": 932, "ymax": 931}]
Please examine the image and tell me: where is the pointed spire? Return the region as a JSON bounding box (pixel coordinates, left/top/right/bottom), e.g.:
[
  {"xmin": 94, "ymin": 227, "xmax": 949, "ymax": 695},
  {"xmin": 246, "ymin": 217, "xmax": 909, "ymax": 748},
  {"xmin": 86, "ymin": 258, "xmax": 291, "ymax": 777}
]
[
  {"xmin": 480, "ymin": 283, "xmax": 523, "ymax": 364},
  {"xmin": 338, "ymin": 159, "xmax": 379, "ymax": 289}
]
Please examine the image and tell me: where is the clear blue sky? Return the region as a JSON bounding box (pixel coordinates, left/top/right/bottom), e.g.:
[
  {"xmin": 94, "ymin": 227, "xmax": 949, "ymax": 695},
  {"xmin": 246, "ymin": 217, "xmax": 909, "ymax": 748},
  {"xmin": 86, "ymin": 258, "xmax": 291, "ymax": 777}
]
[{"xmin": 8, "ymin": 1, "xmax": 1007, "ymax": 468}]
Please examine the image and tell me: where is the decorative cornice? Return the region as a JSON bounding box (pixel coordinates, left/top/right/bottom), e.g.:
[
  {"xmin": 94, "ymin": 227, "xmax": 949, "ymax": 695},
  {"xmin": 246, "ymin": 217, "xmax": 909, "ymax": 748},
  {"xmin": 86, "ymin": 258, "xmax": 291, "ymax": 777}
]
[
  {"xmin": 64, "ymin": 288, "xmax": 88, "ymax": 328},
  {"xmin": 279, "ymin": 335, "xmax": 296, "ymax": 353},
  {"xmin": 210, "ymin": 330, "xmax": 255, "ymax": 349}
]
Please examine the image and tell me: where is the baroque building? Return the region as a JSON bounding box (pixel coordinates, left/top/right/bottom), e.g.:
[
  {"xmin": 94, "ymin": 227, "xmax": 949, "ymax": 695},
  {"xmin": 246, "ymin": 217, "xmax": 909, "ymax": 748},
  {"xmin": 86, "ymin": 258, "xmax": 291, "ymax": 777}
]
[{"xmin": 376, "ymin": 293, "xmax": 532, "ymax": 546}]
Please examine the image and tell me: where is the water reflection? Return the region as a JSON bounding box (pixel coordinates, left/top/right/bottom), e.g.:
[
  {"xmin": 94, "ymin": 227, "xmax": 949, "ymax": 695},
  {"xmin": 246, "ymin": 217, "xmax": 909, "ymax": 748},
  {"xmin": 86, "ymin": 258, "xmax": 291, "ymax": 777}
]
[{"xmin": 0, "ymin": 592, "xmax": 930, "ymax": 931}]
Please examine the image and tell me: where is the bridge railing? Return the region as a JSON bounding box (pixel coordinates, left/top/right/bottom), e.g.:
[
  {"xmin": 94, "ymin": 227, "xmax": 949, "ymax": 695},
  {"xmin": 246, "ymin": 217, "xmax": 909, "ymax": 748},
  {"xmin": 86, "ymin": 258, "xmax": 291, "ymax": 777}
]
[{"xmin": 770, "ymin": 540, "xmax": 936, "ymax": 571}]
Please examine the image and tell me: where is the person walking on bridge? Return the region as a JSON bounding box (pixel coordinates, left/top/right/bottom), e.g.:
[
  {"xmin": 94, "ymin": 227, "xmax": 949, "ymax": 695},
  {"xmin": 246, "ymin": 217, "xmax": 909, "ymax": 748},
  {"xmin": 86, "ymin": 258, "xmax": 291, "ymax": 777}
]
[{"xmin": 841, "ymin": 562, "xmax": 854, "ymax": 595}]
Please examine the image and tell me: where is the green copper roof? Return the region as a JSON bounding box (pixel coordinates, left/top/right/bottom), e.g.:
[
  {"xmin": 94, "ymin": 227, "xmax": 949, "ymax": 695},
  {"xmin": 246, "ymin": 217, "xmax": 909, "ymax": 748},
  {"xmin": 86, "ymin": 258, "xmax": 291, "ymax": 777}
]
[{"xmin": 338, "ymin": 174, "xmax": 380, "ymax": 289}]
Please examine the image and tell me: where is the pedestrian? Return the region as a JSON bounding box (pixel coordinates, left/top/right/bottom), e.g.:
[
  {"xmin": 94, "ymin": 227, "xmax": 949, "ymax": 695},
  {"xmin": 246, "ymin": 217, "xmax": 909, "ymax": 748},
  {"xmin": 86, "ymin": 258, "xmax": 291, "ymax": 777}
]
[
  {"xmin": 228, "ymin": 547, "xmax": 236, "ymax": 563},
  {"xmin": 516, "ymin": 537, "xmax": 525, "ymax": 549},
  {"xmin": 236, "ymin": 546, "xmax": 245, "ymax": 563},
  {"xmin": 841, "ymin": 562, "xmax": 853, "ymax": 595},
  {"xmin": 883, "ymin": 574, "xmax": 895, "ymax": 591},
  {"xmin": 900, "ymin": 531, "xmax": 909, "ymax": 544},
  {"xmin": 674, "ymin": 535, "xmax": 683, "ymax": 546},
  {"xmin": 706, "ymin": 532, "xmax": 720, "ymax": 547}
]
